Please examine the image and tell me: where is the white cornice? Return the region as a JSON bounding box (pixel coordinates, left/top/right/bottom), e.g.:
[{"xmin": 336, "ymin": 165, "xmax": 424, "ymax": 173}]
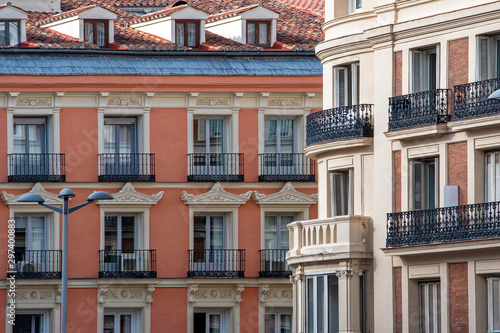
[
  {"xmin": 181, "ymin": 182, "xmax": 252, "ymax": 207},
  {"xmin": 304, "ymin": 137, "xmax": 373, "ymax": 159},
  {"xmin": 2, "ymin": 182, "xmax": 63, "ymax": 207},
  {"xmin": 384, "ymin": 124, "xmax": 448, "ymax": 141},
  {"xmin": 252, "ymin": 182, "xmax": 317, "ymax": 207},
  {"xmin": 97, "ymin": 182, "xmax": 163, "ymax": 207}
]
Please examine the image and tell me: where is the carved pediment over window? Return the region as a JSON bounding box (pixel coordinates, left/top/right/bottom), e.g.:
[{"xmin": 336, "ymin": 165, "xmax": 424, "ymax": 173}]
[
  {"xmin": 16, "ymin": 286, "xmax": 62, "ymax": 308},
  {"xmin": 181, "ymin": 182, "xmax": 252, "ymax": 207},
  {"xmin": 187, "ymin": 284, "xmax": 245, "ymax": 307},
  {"xmin": 97, "ymin": 182, "xmax": 163, "ymax": 207},
  {"xmin": 1, "ymin": 182, "xmax": 63, "ymax": 206},
  {"xmin": 252, "ymin": 182, "xmax": 317, "ymax": 207},
  {"xmin": 98, "ymin": 283, "xmax": 156, "ymax": 309}
]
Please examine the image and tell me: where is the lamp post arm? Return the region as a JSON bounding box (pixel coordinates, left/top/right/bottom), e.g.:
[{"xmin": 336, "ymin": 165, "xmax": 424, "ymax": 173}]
[
  {"xmin": 68, "ymin": 200, "xmax": 94, "ymax": 214},
  {"xmin": 38, "ymin": 202, "xmax": 63, "ymax": 214}
]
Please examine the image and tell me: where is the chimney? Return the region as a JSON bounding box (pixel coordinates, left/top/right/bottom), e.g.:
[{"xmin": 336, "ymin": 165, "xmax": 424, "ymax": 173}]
[{"xmin": 8, "ymin": 0, "xmax": 61, "ymax": 12}]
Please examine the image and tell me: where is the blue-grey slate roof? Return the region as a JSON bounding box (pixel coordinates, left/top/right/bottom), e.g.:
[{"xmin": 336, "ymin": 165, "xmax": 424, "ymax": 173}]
[{"xmin": 0, "ymin": 54, "xmax": 322, "ymax": 76}]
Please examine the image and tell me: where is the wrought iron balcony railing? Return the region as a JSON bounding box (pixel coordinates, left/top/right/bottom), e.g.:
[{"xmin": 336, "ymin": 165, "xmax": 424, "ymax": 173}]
[
  {"xmin": 98, "ymin": 153, "xmax": 155, "ymax": 182},
  {"xmin": 14, "ymin": 250, "xmax": 62, "ymax": 279},
  {"xmin": 386, "ymin": 201, "xmax": 500, "ymax": 247},
  {"xmin": 188, "ymin": 153, "xmax": 244, "ymax": 182},
  {"xmin": 454, "ymin": 78, "xmax": 500, "ymax": 120},
  {"xmin": 388, "ymin": 89, "xmax": 451, "ymax": 131},
  {"xmin": 8, "ymin": 153, "xmax": 65, "ymax": 182},
  {"xmin": 99, "ymin": 250, "xmax": 157, "ymax": 278},
  {"xmin": 188, "ymin": 249, "xmax": 245, "ymax": 278},
  {"xmin": 306, "ymin": 104, "xmax": 373, "ymax": 146},
  {"xmin": 258, "ymin": 153, "xmax": 315, "ymax": 182},
  {"xmin": 259, "ymin": 249, "xmax": 292, "ymax": 278}
]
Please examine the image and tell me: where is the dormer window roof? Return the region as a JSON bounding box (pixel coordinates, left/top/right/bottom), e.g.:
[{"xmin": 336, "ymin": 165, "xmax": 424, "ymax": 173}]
[
  {"xmin": 0, "ymin": 2, "xmax": 27, "ymax": 46},
  {"xmin": 130, "ymin": 5, "xmax": 209, "ymax": 48},
  {"xmin": 205, "ymin": 5, "xmax": 279, "ymax": 47},
  {"xmin": 40, "ymin": 5, "xmax": 117, "ymax": 47}
]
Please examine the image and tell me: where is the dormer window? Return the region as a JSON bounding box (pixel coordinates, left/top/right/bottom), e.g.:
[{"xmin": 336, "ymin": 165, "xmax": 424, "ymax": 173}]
[
  {"xmin": 84, "ymin": 20, "xmax": 109, "ymax": 47},
  {"xmin": 247, "ymin": 21, "xmax": 269, "ymax": 46},
  {"xmin": 176, "ymin": 20, "xmax": 199, "ymax": 47},
  {"xmin": 0, "ymin": 20, "xmax": 20, "ymax": 46}
]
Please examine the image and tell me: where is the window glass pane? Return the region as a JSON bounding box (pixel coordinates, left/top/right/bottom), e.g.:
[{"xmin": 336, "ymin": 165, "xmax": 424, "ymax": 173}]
[
  {"xmin": 480, "ymin": 38, "xmax": 489, "ymax": 80},
  {"xmin": 176, "ymin": 22, "xmax": 185, "ymax": 46},
  {"xmin": 105, "ymin": 216, "xmax": 118, "ymax": 251},
  {"xmin": 265, "ymin": 216, "xmax": 278, "ymax": 249},
  {"xmin": 428, "ymin": 52, "xmax": 437, "ymax": 90},
  {"xmin": 264, "ymin": 119, "xmax": 278, "ymax": 154},
  {"xmin": 119, "ymin": 124, "xmax": 132, "ymax": 154},
  {"xmin": 427, "ymin": 163, "xmax": 436, "ymax": 209},
  {"xmin": 412, "ymin": 52, "xmax": 421, "ymax": 93},
  {"xmin": 280, "ymin": 119, "xmax": 294, "ymax": 154},
  {"xmin": 84, "ymin": 22, "xmax": 94, "ymax": 43},
  {"xmin": 15, "ymin": 314, "xmax": 43, "ymax": 333},
  {"xmin": 103, "ymin": 314, "xmax": 115, "ymax": 333},
  {"xmin": 210, "ymin": 216, "xmax": 224, "ymax": 250},
  {"xmin": 280, "ymin": 314, "xmax": 292, "ymax": 333},
  {"xmin": 8, "ymin": 21, "xmax": 19, "ymax": 46},
  {"xmin": 317, "ymin": 276, "xmax": 324, "ymax": 333},
  {"xmin": 259, "ymin": 23, "xmax": 268, "ymax": 45},
  {"xmin": 356, "ymin": 0, "xmax": 362, "ymax": 9},
  {"xmin": 307, "ymin": 278, "xmax": 314, "ymax": 333},
  {"xmin": 328, "ymin": 275, "xmax": 340, "ymax": 333},
  {"xmin": 209, "ymin": 314, "xmax": 221, "ymax": 333},
  {"xmin": 209, "ymin": 119, "xmax": 223, "ymax": 154},
  {"xmin": 0, "ymin": 22, "xmax": 6, "ymax": 45},
  {"xmin": 414, "ymin": 163, "xmax": 422, "ymax": 210},
  {"xmin": 121, "ymin": 216, "xmax": 135, "ymax": 251},
  {"xmin": 14, "ymin": 217, "xmax": 28, "ymax": 252},
  {"xmin": 493, "ymin": 279, "xmax": 500, "ymax": 330},
  {"xmin": 194, "ymin": 313, "xmax": 206, "ymax": 333},
  {"xmin": 338, "ymin": 68, "xmax": 346, "ymax": 107},
  {"xmin": 486, "ymin": 153, "xmax": 492, "ymax": 202},
  {"xmin": 13, "ymin": 124, "xmax": 26, "ymax": 153},
  {"xmin": 496, "ymin": 154, "xmax": 500, "ymax": 201},
  {"xmin": 188, "ymin": 22, "xmax": 197, "ymax": 47},
  {"xmin": 97, "ymin": 22, "xmax": 106, "ymax": 46},
  {"xmin": 281, "ymin": 216, "xmax": 294, "ymax": 250},
  {"xmin": 120, "ymin": 314, "xmax": 132, "ymax": 333},
  {"xmin": 265, "ymin": 314, "xmax": 276, "ymax": 333},
  {"xmin": 27, "ymin": 124, "xmax": 43, "ymax": 153},
  {"xmin": 104, "ymin": 124, "xmax": 116, "ymax": 153},
  {"xmin": 30, "ymin": 217, "xmax": 45, "ymax": 251},
  {"xmin": 247, "ymin": 23, "xmax": 256, "ymax": 44},
  {"xmin": 497, "ymin": 39, "xmax": 500, "ymax": 78},
  {"xmin": 193, "ymin": 119, "xmax": 206, "ymax": 154},
  {"xmin": 193, "ymin": 216, "xmax": 207, "ymax": 251}
]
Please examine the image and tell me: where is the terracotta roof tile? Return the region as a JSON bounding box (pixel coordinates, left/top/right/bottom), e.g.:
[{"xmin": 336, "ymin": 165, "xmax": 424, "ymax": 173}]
[
  {"xmin": 206, "ymin": 4, "xmax": 260, "ymax": 23},
  {"xmin": 6, "ymin": 0, "xmax": 323, "ymax": 51}
]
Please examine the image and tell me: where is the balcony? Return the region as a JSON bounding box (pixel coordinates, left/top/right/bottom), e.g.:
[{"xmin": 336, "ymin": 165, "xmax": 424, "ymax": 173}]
[
  {"xmin": 305, "ymin": 104, "xmax": 373, "ymax": 146},
  {"xmin": 386, "ymin": 202, "xmax": 500, "ymax": 247},
  {"xmin": 287, "ymin": 216, "xmax": 371, "ymax": 266},
  {"xmin": 8, "ymin": 153, "xmax": 65, "ymax": 182},
  {"xmin": 188, "ymin": 249, "xmax": 245, "ymax": 278},
  {"xmin": 98, "ymin": 153, "xmax": 155, "ymax": 182},
  {"xmin": 259, "ymin": 249, "xmax": 292, "ymax": 278},
  {"xmin": 388, "ymin": 89, "xmax": 451, "ymax": 131},
  {"xmin": 98, "ymin": 250, "xmax": 157, "ymax": 278},
  {"xmin": 454, "ymin": 78, "xmax": 500, "ymax": 120},
  {"xmin": 14, "ymin": 250, "xmax": 62, "ymax": 279},
  {"xmin": 187, "ymin": 153, "xmax": 244, "ymax": 182},
  {"xmin": 258, "ymin": 153, "xmax": 315, "ymax": 182}
]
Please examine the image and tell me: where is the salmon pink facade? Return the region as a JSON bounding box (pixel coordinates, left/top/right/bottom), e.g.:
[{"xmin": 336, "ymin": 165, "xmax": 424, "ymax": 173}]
[{"xmin": 0, "ymin": 1, "xmax": 323, "ymax": 332}]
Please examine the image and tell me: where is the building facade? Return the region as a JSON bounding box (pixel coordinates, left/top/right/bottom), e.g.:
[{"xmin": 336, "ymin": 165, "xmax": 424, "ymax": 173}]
[
  {"xmin": 287, "ymin": 0, "xmax": 500, "ymax": 332},
  {"xmin": 0, "ymin": 1, "xmax": 324, "ymax": 332}
]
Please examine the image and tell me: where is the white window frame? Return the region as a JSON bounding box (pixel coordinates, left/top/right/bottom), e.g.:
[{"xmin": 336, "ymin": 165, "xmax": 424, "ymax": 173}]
[
  {"xmin": 103, "ymin": 309, "xmax": 140, "ymax": 333},
  {"xmin": 193, "ymin": 309, "xmax": 230, "ymax": 333},
  {"xmin": 419, "ymin": 281, "xmax": 441, "ymax": 333},
  {"xmin": 14, "ymin": 214, "xmax": 48, "ymax": 251},
  {"xmin": 488, "ymin": 277, "xmax": 500, "ymax": 333},
  {"xmin": 263, "ymin": 117, "xmax": 297, "ymax": 154},
  {"xmin": 410, "ymin": 46, "xmax": 439, "ymax": 93},
  {"xmin": 485, "ymin": 151, "xmax": 500, "ymax": 202},
  {"xmin": 409, "ymin": 158, "xmax": 439, "ymax": 210},
  {"xmin": 264, "ymin": 308, "xmax": 293, "ymax": 333},
  {"xmin": 104, "ymin": 214, "xmax": 141, "ymax": 250},
  {"xmin": 348, "ymin": 0, "xmax": 362, "ymax": 14},
  {"xmin": 477, "ymin": 35, "xmax": 500, "ymax": 81},
  {"xmin": 264, "ymin": 213, "xmax": 297, "ymax": 250},
  {"xmin": 334, "ymin": 63, "xmax": 359, "ymax": 107},
  {"xmin": 100, "ymin": 207, "xmax": 149, "ymax": 252},
  {"xmin": 330, "ymin": 169, "xmax": 353, "ymax": 217},
  {"xmin": 193, "ymin": 213, "xmax": 230, "ymax": 250},
  {"xmin": 12, "ymin": 310, "xmax": 51, "ymax": 333}
]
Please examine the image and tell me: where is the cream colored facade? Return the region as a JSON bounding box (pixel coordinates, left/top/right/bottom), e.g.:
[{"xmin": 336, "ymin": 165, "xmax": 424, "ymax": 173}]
[{"xmin": 288, "ymin": 1, "xmax": 500, "ymax": 332}]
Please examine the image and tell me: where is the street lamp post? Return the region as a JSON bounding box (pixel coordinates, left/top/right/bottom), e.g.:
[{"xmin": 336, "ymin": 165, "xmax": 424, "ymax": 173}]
[{"xmin": 18, "ymin": 189, "xmax": 113, "ymax": 333}]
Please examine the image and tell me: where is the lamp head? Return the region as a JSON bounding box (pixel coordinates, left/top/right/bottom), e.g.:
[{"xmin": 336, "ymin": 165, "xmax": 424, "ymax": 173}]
[
  {"xmin": 87, "ymin": 191, "xmax": 114, "ymax": 202},
  {"xmin": 58, "ymin": 188, "xmax": 76, "ymax": 198},
  {"xmin": 17, "ymin": 193, "xmax": 45, "ymax": 203},
  {"xmin": 487, "ymin": 89, "xmax": 500, "ymax": 100}
]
